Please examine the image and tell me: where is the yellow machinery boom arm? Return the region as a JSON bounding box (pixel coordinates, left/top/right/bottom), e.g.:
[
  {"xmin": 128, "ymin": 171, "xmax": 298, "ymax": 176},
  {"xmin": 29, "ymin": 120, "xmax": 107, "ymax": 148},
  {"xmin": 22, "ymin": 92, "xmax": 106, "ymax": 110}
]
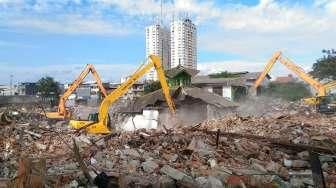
[
  {"xmin": 253, "ymin": 51, "xmax": 282, "ymax": 88},
  {"xmin": 70, "ymin": 55, "xmax": 176, "ymax": 134},
  {"xmin": 254, "ymin": 51, "xmax": 326, "ymax": 96},
  {"xmin": 47, "ymin": 64, "xmax": 107, "ymax": 119}
]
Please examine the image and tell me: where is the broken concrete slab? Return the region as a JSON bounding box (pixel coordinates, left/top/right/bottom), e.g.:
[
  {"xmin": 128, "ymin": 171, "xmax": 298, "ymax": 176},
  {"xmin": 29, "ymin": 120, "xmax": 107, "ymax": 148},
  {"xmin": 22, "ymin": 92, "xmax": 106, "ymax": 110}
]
[
  {"xmin": 122, "ymin": 148, "xmax": 141, "ymax": 159},
  {"xmin": 187, "ymin": 137, "xmax": 214, "ymax": 157},
  {"xmin": 154, "ymin": 175, "xmax": 176, "ymax": 188},
  {"xmin": 160, "ymin": 165, "xmax": 191, "ymax": 181},
  {"xmin": 141, "ymin": 160, "xmax": 159, "ymax": 173},
  {"xmin": 206, "ymin": 176, "xmax": 224, "ymax": 188},
  {"xmin": 35, "ymin": 142, "xmax": 47, "ymax": 150}
]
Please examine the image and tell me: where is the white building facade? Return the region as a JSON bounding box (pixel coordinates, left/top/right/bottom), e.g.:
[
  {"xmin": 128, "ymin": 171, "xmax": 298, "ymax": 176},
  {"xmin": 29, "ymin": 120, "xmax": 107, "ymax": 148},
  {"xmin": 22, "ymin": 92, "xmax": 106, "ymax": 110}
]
[
  {"xmin": 145, "ymin": 24, "xmax": 170, "ymax": 81},
  {"xmin": 170, "ymin": 18, "xmax": 197, "ymax": 70}
]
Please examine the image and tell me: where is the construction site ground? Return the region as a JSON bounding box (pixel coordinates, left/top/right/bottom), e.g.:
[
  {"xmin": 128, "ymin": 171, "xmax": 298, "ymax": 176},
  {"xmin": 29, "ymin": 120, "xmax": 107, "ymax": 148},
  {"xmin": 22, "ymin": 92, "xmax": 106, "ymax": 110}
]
[{"xmin": 0, "ymin": 100, "xmax": 336, "ymax": 188}]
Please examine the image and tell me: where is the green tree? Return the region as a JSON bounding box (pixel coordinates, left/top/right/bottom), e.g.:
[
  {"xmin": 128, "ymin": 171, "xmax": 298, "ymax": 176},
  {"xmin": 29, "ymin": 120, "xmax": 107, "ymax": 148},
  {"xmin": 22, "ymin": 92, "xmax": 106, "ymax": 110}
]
[
  {"xmin": 37, "ymin": 76, "xmax": 60, "ymax": 97},
  {"xmin": 208, "ymin": 71, "xmax": 242, "ymax": 78},
  {"xmin": 144, "ymin": 81, "xmax": 162, "ymax": 94},
  {"xmin": 310, "ymin": 49, "xmax": 336, "ymax": 80},
  {"xmin": 263, "ymin": 82, "xmax": 311, "ymax": 101}
]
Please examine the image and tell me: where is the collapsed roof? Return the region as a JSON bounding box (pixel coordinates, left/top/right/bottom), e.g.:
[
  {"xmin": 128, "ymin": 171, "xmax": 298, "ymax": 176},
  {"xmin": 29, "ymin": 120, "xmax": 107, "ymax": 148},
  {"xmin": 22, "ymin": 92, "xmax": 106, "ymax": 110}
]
[
  {"xmin": 165, "ymin": 65, "xmax": 199, "ymax": 78},
  {"xmin": 124, "ymin": 87, "xmax": 238, "ymax": 113}
]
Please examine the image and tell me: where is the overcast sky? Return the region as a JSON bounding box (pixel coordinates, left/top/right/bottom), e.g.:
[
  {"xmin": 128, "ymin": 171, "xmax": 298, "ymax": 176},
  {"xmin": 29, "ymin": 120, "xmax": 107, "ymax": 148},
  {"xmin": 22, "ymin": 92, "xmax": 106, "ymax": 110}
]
[{"xmin": 0, "ymin": 0, "xmax": 335, "ymax": 84}]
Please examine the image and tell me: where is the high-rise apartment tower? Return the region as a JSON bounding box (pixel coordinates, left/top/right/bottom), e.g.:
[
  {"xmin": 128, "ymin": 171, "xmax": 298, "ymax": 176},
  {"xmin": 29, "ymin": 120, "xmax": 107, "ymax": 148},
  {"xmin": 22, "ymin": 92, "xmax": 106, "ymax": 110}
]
[
  {"xmin": 170, "ymin": 18, "xmax": 197, "ymax": 69},
  {"xmin": 145, "ymin": 24, "xmax": 170, "ymax": 81}
]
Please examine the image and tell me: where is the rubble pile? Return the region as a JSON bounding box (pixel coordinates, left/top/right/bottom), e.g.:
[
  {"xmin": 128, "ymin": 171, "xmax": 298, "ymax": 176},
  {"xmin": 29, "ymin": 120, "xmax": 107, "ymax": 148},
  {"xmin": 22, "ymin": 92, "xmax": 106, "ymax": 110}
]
[
  {"xmin": 202, "ymin": 113, "xmax": 336, "ymax": 145},
  {"xmin": 0, "ymin": 106, "xmax": 335, "ymax": 187},
  {"xmin": 237, "ymin": 96, "xmax": 314, "ymax": 117}
]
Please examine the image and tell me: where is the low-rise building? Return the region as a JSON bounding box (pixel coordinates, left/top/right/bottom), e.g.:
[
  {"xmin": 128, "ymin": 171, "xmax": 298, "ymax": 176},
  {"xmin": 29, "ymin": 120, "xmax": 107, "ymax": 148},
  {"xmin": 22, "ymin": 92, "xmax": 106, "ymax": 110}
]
[
  {"xmin": 274, "ymin": 74, "xmax": 296, "ymax": 83},
  {"xmin": 120, "ymin": 76, "xmax": 145, "ymax": 99},
  {"xmin": 165, "ymin": 65, "xmax": 199, "ymax": 87},
  {"xmin": 192, "ymin": 72, "xmax": 271, "ymax": 101},
  {"xmin": 0, "ymin": 85, "xmax": 12, "ymax": 96},
  {"xmin": 17, "ymin": 82, "xmax": 38, "ymax": 96}
]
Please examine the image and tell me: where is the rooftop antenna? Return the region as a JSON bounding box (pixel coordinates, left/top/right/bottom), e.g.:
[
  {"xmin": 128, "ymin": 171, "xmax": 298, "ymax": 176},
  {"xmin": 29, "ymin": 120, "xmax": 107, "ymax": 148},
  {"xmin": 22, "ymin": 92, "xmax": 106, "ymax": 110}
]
[{"xmin": 160, "ymin": 0, "xmax": 163, "ymax": 25}]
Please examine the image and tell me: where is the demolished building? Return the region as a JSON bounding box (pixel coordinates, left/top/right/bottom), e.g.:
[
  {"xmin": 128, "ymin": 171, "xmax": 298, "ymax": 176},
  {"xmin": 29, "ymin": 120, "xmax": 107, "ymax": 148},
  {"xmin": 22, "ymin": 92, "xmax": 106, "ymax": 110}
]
[
  {"xmin": 120, "ymin": 87, "xmax": 238, "ymax": 131},
  {"xmin": 1, "ymin": 101, "xmax": 335, "ymax": 187}
]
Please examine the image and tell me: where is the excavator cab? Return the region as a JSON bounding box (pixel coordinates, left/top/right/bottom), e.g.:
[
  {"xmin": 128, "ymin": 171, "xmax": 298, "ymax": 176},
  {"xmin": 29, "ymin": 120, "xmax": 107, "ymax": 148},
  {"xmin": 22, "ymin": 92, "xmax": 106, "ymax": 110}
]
[
  {"xmin": 317, "ymin": 94, "xmax": 336, "ymax": 114},
  {"xmin": 70, "ymin": 112, "xmax": 111, "ymax": 132},
  {"xmin": 88, "ymin": 113, "xmax": 99, "ymax": 122}
]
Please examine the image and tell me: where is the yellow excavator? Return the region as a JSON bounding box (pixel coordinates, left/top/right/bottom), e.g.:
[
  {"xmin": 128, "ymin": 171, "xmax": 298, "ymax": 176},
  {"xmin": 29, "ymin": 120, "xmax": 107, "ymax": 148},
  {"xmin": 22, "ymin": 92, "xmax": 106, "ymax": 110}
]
[
  {"xmin": 69, "ymin": 55, "xmax": 176, "ymax": 134},
  {"xmin": 46, "ymin": 64, "xmax": 107, "ymax": 119},
  {"xmin": 254, "ymin": 51, "xmax": 336, "ymax": 113}
]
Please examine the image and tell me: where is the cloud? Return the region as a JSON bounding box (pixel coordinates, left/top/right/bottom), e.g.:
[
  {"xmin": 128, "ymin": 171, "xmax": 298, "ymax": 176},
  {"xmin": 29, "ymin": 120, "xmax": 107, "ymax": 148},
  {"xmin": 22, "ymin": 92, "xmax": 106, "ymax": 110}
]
[
  {"xmin": 0, "ymin": 40, "xmax": 36, "ymax": 48},
  {"xmin": 197, "ymin": 0, "xmax": 336, "ymax": 61},
  {"xmin": 0, "ymin": 1, "xmax": 133, "ymax": 36},
  {"xmin": 0, "ymin": 0, "xmax": 334, "ymax": 82},
  {"xmin": 0, "ymin": 63, "xmax": 138, "ymax": 84},
  {"xmin": 92, "ymin": 0, "xmax": 335, "ymax": 62},
  {"xmin": 198, "ymin": 60, "xmax": 265, "ymax": 75},
  {"xmin": 7, "ymin": 15, "xmax": 130, "ymax": 36}
]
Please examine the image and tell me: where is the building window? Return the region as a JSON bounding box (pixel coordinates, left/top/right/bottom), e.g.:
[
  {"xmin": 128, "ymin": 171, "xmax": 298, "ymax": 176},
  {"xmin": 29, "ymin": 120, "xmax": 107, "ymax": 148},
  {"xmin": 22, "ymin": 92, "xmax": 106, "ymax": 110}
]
[{"xmin": 213, "ymin": 87, "xmax": 223, "ymax": 96}]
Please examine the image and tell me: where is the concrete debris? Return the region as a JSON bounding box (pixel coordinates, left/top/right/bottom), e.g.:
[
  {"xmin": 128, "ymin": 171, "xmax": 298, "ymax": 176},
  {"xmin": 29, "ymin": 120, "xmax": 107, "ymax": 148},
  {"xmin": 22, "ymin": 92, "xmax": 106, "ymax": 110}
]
[
  {"xmin": 297, "ymin": 151, "xmax": 310, "ymax": 160},
  {"xmin": 208, "ymin": 158, "xmax": 217, "ymax": 168},
  {"xmin": 122, "ymin": 148, "xmax": 141, "ymax": 159},
  {"xmin": 187, "ymin": 137, "xmax": 214, "ymax": 156},
  {"xmin": 0, "ymin": 111, "xmax": 14, "ymax": 125},
  {"xmin": 155, "ymin": 175, "xmax": 176, "ymax": 188},
  {"xmin": 0, "ymin": 103, "xmax": 336, "ymax": 187},
  {"xmin": 284, "ymin": 159, "xmax": 310, "ymax": 168},
  {"xmin": 35, "ymin": 142, "xmax": 47, "ymax": 150},
  {"xmin": 169, "ymin": 154, "xmax": 178, "ymax": 162},
  {"xmin": 141, "ymin": 160, "xmax": 159, "ymax": 173},
  {"xmin": 126, "ymin": 160, "xmax": 140, "ymax": 173},
  {"xmin": 160, "ymin": 165, "xmax": 190, "ymax": 181},
  {"xmin": 206, "ymin": 176, "xmax": 224, "ymax": 188},
  {"xmin": 68, "ymin": 180, "xmax": 79, "ymax": 188},
  {"xmin": 195, "ymin": 176, "xmax": 208, "ymax": 187}
]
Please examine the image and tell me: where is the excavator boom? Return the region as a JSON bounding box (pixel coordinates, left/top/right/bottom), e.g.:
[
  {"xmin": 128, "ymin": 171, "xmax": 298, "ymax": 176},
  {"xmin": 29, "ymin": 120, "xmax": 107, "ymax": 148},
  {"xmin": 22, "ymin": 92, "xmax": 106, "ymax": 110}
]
[
  {"xmin": 69, "ymin": 55, "xmax": 176, "ymax": 134},
  {"xmin": 46, "ymin": 64, "xmax": 107, "ymax": 119},
  {"xmin": 253, "ymin": 51, "xmax": 282, "ymax": 88},
  {"xmin": 278, "ymin": 56, "xmax": 325, "ymax": 96},
  {"xmin": 254, "ymin": 51, "xmax": 326, "ymax": 97}
]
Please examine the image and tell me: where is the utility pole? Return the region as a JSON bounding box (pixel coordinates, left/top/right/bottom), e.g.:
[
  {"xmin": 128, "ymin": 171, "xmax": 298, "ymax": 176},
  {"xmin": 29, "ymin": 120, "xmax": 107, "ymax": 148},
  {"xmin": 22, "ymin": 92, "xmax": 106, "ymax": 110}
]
[{"xmin": 10, "ymin": 74, "xmax": 13, "ymax": 95}]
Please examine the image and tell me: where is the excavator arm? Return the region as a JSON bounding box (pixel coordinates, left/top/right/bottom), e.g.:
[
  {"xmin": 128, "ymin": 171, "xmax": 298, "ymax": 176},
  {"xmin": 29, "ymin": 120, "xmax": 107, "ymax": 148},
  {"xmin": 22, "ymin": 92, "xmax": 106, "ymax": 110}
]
[
  {"xmin": 254, "ymin": 51, "xmax": 326, "ymax": 96},
  {"xmin": 46, "ymin": 64, "xmax": 107, "ymax": 119},
  {"xmin": 253, "ymin": 51, "xmax": 282, "ymax": 88},
  {"xmin": 278, "ymin": 56, "xmax": 325, "ymax": 96},
  {"xmin": 69, "ymin": 55, "xmax": 176, "ymax": 134}
]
